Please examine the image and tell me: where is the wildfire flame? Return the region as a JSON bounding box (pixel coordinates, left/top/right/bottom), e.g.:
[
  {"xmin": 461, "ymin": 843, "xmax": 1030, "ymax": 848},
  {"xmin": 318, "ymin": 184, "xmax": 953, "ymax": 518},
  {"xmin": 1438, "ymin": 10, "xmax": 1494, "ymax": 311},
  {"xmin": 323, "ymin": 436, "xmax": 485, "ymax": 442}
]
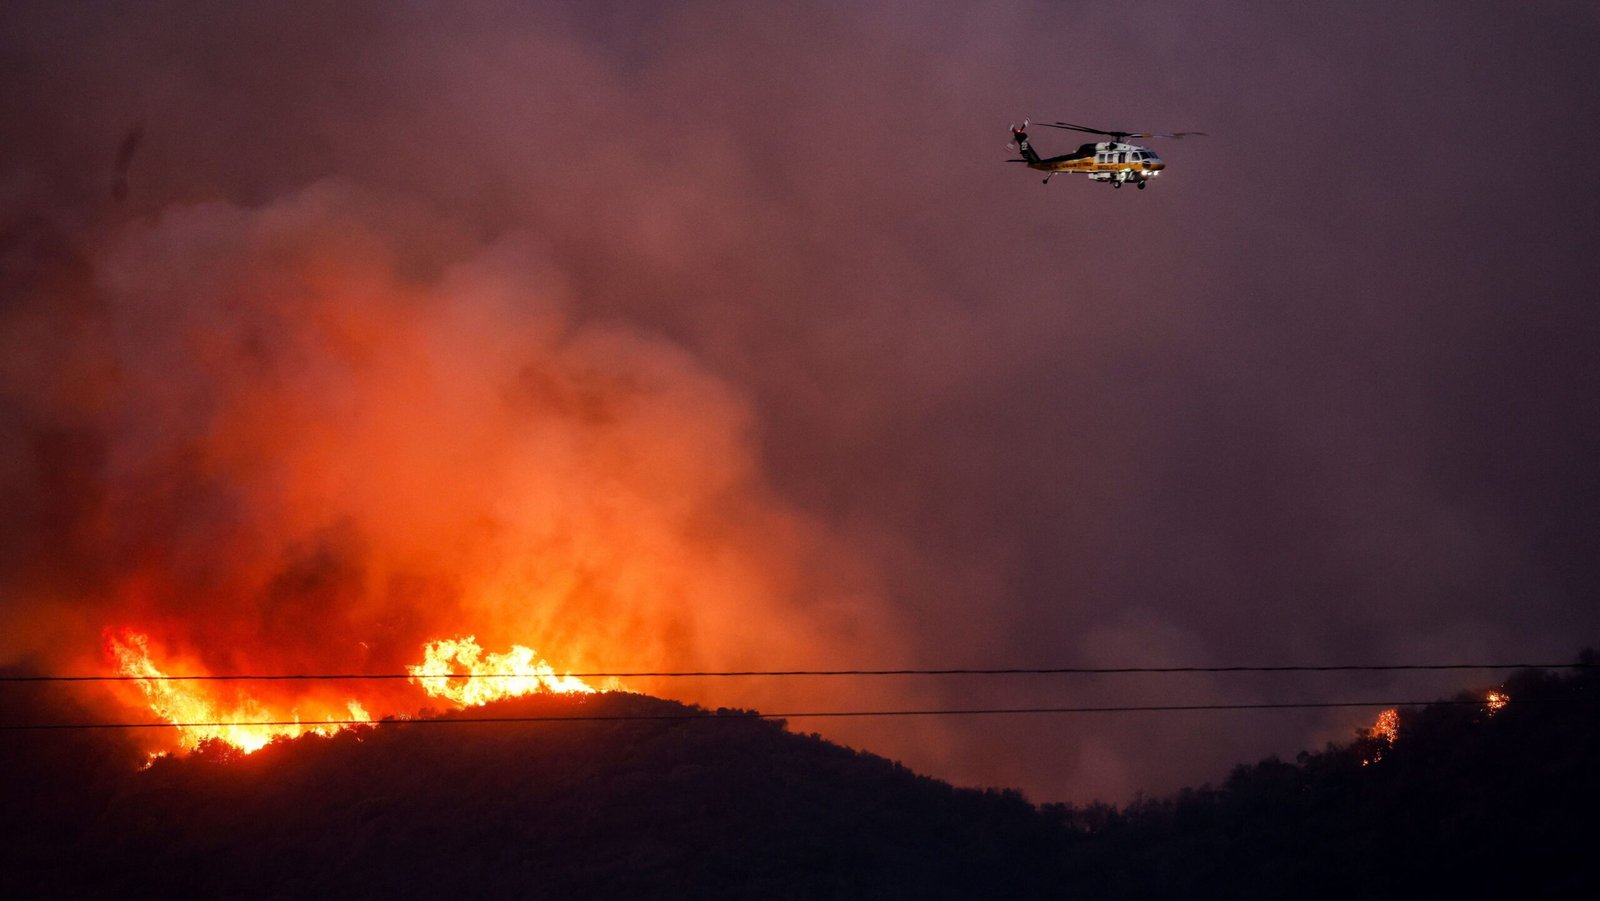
[
  {"xmin": 108, "ymin": 628, "xmax": 597, "ymax": 758},
  {"xmin": 1485, "ymin": 690, "xmax": 1509, "ymax": 714},
  {"xmin": 407, "ymin": 636, "xmax": 595, "ymax": 706},
  {"xmin": 107, "ymin": 629, "xmax": 371, "ymax": 755},
  {"xmin": 1371, "ymin": 708, "xmax": 1399, "ymax": 744},
  {"xmin": 1361, "ymin": 707, "xmax": 1400, "ymax": 766}
]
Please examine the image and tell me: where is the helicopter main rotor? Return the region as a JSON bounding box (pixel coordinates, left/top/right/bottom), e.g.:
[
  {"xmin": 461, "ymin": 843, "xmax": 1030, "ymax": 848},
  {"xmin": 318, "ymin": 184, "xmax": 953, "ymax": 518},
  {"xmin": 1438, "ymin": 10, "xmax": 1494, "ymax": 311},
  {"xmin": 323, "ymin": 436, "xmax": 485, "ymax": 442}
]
[{"xmin": 1040, "ymin": 121, "xmax": 1207, "ymax": 142}]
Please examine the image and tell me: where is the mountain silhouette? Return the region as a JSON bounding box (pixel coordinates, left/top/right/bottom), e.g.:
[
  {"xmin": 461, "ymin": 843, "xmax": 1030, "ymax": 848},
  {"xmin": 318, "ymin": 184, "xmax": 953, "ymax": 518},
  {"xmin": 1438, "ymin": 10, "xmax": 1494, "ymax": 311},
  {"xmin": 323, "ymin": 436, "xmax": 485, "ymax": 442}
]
[{"xmin": 4, "ymin": 658, "xmax": 1596, "ymax": 899}]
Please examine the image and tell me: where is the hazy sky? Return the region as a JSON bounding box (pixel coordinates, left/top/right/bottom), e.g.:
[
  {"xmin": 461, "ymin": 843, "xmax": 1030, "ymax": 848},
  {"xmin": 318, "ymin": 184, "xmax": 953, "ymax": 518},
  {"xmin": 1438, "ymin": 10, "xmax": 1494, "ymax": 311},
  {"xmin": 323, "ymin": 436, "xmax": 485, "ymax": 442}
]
[{"xmin": 3, "ymin": 0, "xmax": 1598, "ymax": 802}]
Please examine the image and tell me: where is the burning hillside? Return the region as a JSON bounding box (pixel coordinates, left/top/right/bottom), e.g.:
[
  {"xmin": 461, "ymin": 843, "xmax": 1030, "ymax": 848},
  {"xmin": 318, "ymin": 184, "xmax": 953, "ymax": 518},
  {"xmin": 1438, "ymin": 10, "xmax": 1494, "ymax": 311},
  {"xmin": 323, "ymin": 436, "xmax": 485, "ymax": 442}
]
[
  {"xmin": 105, "ymin": 628, "xmax": 601, "ymax": 757},
  {"xmin": 106, "ymin": 628, "xmax": 373, "ymax": 754}
]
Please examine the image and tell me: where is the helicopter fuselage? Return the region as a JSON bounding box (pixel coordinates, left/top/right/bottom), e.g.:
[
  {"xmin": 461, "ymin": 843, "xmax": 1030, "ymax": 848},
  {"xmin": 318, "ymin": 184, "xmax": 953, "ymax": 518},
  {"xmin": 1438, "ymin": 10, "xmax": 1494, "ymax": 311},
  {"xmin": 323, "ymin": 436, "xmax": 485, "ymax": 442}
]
[
  {"xmin": 1032, "ymin": 141, "xmax": 1164, "ymax": 179},
  {"xmin": 1009, "ymin": 128, "xmax": 1171, "ymax": 188}
]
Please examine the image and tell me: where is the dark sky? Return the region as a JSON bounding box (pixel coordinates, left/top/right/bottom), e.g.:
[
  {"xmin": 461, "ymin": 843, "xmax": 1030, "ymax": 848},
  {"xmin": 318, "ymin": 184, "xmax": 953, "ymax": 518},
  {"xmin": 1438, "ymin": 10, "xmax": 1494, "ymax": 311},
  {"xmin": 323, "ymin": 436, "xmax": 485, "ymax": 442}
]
[{"xmin": 3, "ymin": 0, "xmax": 1598, "ymax": 802}]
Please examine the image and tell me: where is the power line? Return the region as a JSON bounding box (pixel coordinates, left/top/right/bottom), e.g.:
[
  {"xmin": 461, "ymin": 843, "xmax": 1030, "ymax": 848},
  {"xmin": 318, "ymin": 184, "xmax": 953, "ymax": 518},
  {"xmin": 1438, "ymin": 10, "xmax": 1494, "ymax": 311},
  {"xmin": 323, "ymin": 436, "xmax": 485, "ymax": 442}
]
[
  {"xmin": 1, "ymin": 661, "xmax": 1590, "ymax": 684},
  {"xmin": 0, "ymin": 697, "xmax": 1572, "ymax": 733}
]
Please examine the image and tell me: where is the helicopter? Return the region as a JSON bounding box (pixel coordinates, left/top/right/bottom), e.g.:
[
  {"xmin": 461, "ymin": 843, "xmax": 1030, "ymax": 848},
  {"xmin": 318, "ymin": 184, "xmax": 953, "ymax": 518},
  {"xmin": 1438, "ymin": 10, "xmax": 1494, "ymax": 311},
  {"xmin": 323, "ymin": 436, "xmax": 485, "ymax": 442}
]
[{"xmin": 1007, "ymin": 119, "xmax": 1206, "ymax": 189}]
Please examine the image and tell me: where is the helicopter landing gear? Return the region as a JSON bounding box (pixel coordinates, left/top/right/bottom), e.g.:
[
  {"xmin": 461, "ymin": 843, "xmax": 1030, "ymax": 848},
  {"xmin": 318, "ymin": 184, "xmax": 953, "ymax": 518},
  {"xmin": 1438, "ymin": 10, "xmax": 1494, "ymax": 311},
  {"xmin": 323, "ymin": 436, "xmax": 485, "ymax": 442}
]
[{"xmin": 1042, "ymin": 172, "xmax": 1054, "ymax": 185}]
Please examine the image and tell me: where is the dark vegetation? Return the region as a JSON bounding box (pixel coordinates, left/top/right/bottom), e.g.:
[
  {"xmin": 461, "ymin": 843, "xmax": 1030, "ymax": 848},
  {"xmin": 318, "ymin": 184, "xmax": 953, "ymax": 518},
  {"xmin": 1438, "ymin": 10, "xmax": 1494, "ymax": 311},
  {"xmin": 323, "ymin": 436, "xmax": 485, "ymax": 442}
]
[
  {"xmin": 1043, "ymin": 654, "xmax": 1600, "ymax": 899},
  {"xmin": 3, "ymin": 657, "xmax": 1597, "ymax": 899}
]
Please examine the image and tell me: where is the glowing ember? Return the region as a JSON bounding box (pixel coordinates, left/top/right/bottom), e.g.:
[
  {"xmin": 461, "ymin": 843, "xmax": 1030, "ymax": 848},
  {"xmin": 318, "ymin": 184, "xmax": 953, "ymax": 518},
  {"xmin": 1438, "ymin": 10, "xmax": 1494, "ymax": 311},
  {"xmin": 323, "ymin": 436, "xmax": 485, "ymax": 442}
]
[
  {"xmin": 407, "ymin": 636, "xmax": 595, "ymax": 706},
  {"xmin": 1485, "ymin": 690, "xmax": 1509, "ymax": 714},
  {"xmin": 107, "ymin": 629, "xmax": 371, "ymax": 754}
]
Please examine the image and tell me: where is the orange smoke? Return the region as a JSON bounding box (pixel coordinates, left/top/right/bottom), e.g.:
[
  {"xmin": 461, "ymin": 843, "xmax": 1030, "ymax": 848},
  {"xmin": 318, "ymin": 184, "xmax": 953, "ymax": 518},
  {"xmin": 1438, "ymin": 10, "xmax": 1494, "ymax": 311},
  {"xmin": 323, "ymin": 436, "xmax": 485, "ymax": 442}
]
[{"xmin": 2, "ymin": 184, "xmax": 920, "ymax": 763}]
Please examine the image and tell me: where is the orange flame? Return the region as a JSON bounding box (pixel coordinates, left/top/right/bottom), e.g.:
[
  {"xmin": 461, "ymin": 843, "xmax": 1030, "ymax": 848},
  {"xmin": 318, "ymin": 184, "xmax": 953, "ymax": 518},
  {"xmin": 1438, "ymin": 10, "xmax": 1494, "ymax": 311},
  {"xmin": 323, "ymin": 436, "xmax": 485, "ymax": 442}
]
[
  {"xmin": 1485, "ymin": 690, "xmax": 1509, "ymax": 714},
  {"xmin": 1361, "ymin": 707, "xmax": 1400, "ymax": 766},
  {"xmin": 1371, "ymin": 708, "xmax": 1400, "ymax": 744},
  {"xmin": 107, "ymin": 629, "xmax": 371, "ymax": 755},
  {"xmin": 108, "ymin": 629, "xmax": 598, "ymax": 758},
  {"xmin": 406, "ymin": 636, "xmax": 596, "ymax": 706}
]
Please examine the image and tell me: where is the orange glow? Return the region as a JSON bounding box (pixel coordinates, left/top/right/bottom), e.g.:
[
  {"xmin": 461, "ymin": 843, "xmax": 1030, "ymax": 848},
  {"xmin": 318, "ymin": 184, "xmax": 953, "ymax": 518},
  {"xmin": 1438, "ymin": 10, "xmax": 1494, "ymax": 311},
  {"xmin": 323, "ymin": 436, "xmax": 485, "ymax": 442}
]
[
  {"xmin": 407, "ymin": 636, "xmax": 596, "ymax": 706},
  {"xmin": 107, "ymin": 628, "xmax": 371, "ymax": 754},
  {"xmin": 1485, "ymin": 690, "xmax": 1509, "ymax": 714}
]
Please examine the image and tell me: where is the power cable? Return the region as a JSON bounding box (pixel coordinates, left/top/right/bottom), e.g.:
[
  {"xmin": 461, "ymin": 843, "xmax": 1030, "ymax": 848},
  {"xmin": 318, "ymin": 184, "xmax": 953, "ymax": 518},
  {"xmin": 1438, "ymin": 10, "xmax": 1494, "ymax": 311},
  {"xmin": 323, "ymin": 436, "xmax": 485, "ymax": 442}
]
[
  {"xmin": 2, "ymin": 696, "xmax": 1581, "ymax": 733},
  {"xmin": 2, "ymin": 661, "xmax": 1591, "ymax": 684}
]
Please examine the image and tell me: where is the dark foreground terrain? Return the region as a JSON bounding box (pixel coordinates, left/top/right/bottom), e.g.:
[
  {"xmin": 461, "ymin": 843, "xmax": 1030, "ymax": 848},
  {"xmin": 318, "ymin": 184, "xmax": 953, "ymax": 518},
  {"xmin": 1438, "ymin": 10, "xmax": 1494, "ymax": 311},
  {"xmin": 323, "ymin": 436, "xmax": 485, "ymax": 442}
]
[{"xmin": 4, "ymin": 658, "xmax": 1597, "ymax": 899}]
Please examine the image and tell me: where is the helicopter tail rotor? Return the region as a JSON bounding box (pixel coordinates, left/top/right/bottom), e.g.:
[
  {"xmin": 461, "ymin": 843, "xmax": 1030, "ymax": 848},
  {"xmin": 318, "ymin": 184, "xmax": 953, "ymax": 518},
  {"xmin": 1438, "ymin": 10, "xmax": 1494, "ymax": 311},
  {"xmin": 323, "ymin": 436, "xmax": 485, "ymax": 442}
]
[{"xmin": 1008, "ymin": 118, "xmax": 1042, "ymax": 164}]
